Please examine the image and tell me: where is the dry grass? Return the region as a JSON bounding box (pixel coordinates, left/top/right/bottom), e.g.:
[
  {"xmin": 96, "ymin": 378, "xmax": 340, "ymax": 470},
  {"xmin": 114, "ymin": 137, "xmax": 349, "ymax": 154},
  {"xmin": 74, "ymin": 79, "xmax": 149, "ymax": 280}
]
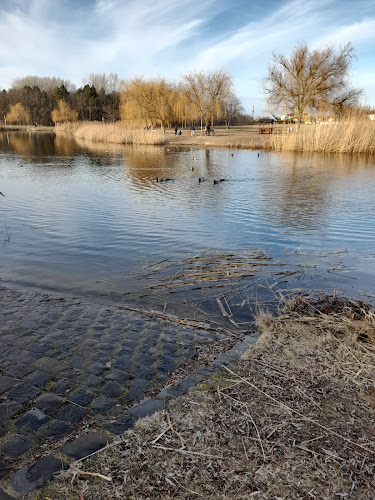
[
  {"xmin": 38, "ymin": 294, "xmax": 375, "ymax": 499},
  {"xmin": 270, "ymin": 118, "xmax": 375, "ymax": 154},
  {"xmin": 56, "ymin": 122, "xmax": 167, "ymax": 145}
]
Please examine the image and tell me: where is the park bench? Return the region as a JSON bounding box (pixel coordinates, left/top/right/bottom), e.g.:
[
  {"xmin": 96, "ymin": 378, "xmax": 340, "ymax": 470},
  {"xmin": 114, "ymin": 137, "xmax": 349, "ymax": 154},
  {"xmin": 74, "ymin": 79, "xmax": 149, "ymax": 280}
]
[{"xmin": 258, "ymin": 122, "xmax": 273, "ymax": 134}]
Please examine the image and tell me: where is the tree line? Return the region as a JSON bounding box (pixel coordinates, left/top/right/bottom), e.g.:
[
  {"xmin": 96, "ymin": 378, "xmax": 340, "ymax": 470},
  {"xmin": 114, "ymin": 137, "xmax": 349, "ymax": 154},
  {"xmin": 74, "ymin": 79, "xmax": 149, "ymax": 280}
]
[
  {"xmin": 1, "ymin": 70, "xmax": 245, "ymax": 128},
  {"xmin": 0, "ymin": 73, "xmax": 122, "ymax": 126}
]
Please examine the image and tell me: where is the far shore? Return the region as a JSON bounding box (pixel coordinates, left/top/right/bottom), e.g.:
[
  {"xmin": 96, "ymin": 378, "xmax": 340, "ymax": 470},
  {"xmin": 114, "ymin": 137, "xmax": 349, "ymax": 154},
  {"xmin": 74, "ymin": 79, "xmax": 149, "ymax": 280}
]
[{"xmin": 0, "ymin": 123, "xmax": 273, "ymax": 150}]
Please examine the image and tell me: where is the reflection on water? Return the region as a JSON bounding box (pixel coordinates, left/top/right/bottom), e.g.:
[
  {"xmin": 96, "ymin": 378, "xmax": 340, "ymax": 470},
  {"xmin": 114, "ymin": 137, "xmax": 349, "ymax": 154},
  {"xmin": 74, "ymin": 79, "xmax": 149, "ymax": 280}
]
[{"xmin": 0, "ymin": 132, "xmax": 375, "ymax": 306}]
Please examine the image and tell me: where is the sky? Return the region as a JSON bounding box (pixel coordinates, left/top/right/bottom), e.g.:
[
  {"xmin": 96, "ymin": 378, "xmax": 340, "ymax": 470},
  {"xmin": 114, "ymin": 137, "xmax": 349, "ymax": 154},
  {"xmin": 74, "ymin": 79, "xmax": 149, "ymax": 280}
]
[{"xmin": 0, "ymin": 0, "xmax": 374, "ymax": 115}]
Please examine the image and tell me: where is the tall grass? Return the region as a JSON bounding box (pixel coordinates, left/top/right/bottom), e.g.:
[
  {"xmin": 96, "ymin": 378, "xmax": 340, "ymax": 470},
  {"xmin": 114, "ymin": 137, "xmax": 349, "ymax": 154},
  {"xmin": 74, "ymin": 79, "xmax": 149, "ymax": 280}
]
[
  {"xmin": 56, "ymin": 122, "xmax": 166, "ymax": 145},
  {"xmin": 270, "ymin": 118, "xmax": 375, "ymax": 154}
]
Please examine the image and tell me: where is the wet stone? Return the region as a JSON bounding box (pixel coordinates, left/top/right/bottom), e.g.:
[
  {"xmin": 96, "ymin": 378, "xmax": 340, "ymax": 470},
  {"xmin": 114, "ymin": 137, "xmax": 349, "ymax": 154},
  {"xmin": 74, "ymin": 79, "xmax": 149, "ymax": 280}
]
[
  {"xmin": 81, "ymin": 374, "xmax": 102, "ymax": 387},
  {"xmin": 158, "ymin": 361, "xmax": 176, "ymax": 373},
  {"xmin": 91, "ymin": 396, "xmax": 117, "ymax": 413},
  {"xmin": 0, "ymin": 375, "xmax": 18, "ymax": 394},
  {"xmin": 35, "ymin": 394, "xmax": 65, "ymax": 414},
  {"xmin": 69, "ymin": 389, "xmax": 94, "ymax": 407},
  {"xmin": 102, "ymin": 381, "xmax": 125, "ymax": 397},
  {"xmin": 104, "ymin": 414, "xmax": 136, "ymax": 435},
  {"xmin": 105, "ymin": 369, "xmax": 131, "ymax": 383},
  {"xmin": 15, "ymin": 409, "xmax": 50, "ymax": 431},
  {"xmin": 134, "ymin": 364, "xmax": 156, "ymax": 379},
  {"xmin": 1, "ymin": 435, "xmax": 35, "ymax": 458},
  {"xmin": 49, "ymin": 380, "xmax": 73, "ymax": 395},
  {"xmin": 6, "ymin": 364, "xmax": 34, "ymax": 378},
  {"xmin": 0, "ymin": 401, "xmax": 23, "ymax": 423},
  {"xmin": 7, "ymin": 383, "xmax": 41, "ymax": 403},
  {"xmin": 0, "ymin": 426, "xmax": 4, "ymax": 437},
  {"xmin": 128, "ymin": 398, "xmax": 165, "ymax": 419},
  {"xmin": 61, "ymin": 432, "xmax": 110, "ymax": 460},
  {"xmin": 56, "ymin": 404, "xmax": 87, "ymax": 424},
  {"xmin": 26, "ymin": 371, "xmax": 51, "ymax": 388},
  {"xmin": 10, "ymin": 455, "xmax": 69, "ymax": 495},
  {"xmin": 88, "ymin": 362, "xmax": 106, "ymax": 375},
  {"xmin": 43, "ymin": 421, "xmax": 74, "ymax": 439},
  {"xmin": 82, "ymin": 338, "xmax": 97, "ymax": 347}
]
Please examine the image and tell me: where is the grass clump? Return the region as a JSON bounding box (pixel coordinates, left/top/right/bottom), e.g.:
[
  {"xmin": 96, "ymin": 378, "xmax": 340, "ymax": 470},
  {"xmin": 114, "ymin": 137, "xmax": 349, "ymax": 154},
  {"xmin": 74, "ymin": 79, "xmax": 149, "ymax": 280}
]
[{"xmin": 39, "ymin": 294, "xmax": 375, "ymax": 499}]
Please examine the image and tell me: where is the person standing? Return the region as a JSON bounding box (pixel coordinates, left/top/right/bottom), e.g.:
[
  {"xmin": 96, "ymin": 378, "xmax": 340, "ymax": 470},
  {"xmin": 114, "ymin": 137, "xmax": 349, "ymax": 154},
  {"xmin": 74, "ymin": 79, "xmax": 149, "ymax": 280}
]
[
  {"xmin": 206, "ymin": 123, "xmax": 211, "ymax": 136},
  {"xmin": 190, "ymin": 124, "xmax": 195, "ymax": 136},
  {"xmin": 174, "ymin": 124, "xmax": 178, "ymax": 135}
]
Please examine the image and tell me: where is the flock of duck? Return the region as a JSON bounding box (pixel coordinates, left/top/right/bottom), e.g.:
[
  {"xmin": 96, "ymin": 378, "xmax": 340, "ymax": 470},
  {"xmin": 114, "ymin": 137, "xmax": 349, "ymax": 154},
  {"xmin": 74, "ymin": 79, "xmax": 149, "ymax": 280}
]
[{"xmin": 155, "ymin": 177, "xmax": 227, "ymax": 184}]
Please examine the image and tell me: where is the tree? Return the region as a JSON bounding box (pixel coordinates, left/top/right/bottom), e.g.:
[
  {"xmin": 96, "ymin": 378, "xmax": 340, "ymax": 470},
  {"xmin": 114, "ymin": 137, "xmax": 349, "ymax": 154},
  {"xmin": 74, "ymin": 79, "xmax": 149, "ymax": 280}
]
[
  {"xmin": 83, "ymin": 73, "xmax": 123, "ymax": 93},
  {"xmin": 183, "ymin": 70, "xmax": 233, "ymax": 128},
  {"xmin": 221, "ymin": 92, "xmax": 244, "ymax": 128},
  {"xmin": 12, "ymin": 76, "xmax": 75, "ymax": 92},
  {"xmin": 6, "ymin": 102, "xmax": 31, "ymax": 124},
  {"xmin": 51, "ymin": 100, "xmax": 78, "ymax": 124},
  {"xmin": 206, "ymin": 70, "xmax": 233, "ymax": 127},
  {"xmin": 120, "ymin": 78, "xmax": 175, "ymax": 129},
  {"xmin": 263, "ymin": 43, "xmax": 362, "ymax": 122},
  {"xmin": 53, "ymin": 84, "xmax": 69, "ymax": 103},
  {"xmin": 183, "ymin": 71, "xmax": 209, "ymax": 128}
]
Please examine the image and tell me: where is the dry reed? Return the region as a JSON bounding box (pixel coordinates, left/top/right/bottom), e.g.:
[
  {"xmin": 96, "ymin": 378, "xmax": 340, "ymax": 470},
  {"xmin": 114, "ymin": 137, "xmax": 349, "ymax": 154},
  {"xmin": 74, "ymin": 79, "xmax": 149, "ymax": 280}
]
[
  {"xmin": 270, "ymin": 118, "xmax": 375, "ymax": 154},
  {"xmin": 56, "ymin": 122, "xmax": 166, "ymax": 145}
]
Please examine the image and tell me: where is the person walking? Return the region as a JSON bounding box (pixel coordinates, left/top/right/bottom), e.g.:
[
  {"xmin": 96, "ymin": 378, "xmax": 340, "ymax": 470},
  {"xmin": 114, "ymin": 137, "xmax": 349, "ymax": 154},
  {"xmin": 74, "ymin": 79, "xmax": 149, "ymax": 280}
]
[
  {"xmin": 206, "ymin": 123, "xmax": 211, "ymax": 136},
  {"xmin": 174, "ymin": 124, "xmax": 178, "ymax": 135},
  {"xmin": 190, "ymin": 124, "xmax": 195, "ymax": 136}
]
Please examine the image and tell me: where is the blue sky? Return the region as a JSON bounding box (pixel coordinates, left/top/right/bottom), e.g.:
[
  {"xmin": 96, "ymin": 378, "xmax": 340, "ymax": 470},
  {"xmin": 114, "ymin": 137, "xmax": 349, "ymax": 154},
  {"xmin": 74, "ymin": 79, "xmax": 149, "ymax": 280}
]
[{"xmin": 0, "ymin": 0, "xmax": 374, "ymax": 114}]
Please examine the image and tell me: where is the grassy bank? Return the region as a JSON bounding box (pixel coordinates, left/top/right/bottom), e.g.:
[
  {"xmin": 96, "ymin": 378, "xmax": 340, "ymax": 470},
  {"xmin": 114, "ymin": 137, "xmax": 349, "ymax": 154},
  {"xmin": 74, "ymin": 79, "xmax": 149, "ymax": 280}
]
[
  {"xmin": 57, "ymin": 122, "xmax": 167, "ymax": 145},
  {"xmin": 270, "ymin": 119, "xmax": 375, "ymax": 154},
  {"xmin": 39, "ymin": 294, "xmax": 375, "ymax": 499}
]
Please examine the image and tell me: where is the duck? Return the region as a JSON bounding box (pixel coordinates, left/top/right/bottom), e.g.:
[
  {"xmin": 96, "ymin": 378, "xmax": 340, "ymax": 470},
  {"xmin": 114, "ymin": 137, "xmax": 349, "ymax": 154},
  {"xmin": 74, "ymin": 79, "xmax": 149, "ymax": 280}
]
[
  {"xmin": 198, "ymin": 177, "xmax": 206, "ymax": 183},
  {"xmin": 213, "ymin": 179, "xmax": 220, "ymax": 184},
  {"xmin": 0, "ymin": 192, "xmax": 4, "ymax": 196},
  {"xmin": 191, "ymin": 166, "xmax": 194, "ymax": 171}
]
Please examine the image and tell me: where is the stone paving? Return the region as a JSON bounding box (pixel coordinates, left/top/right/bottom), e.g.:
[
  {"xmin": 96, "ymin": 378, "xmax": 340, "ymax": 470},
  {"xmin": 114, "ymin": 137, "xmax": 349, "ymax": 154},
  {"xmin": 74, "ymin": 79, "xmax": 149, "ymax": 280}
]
[{"xmin": 0, "ymin": 286, "xmax": 257, "ymax": 498}]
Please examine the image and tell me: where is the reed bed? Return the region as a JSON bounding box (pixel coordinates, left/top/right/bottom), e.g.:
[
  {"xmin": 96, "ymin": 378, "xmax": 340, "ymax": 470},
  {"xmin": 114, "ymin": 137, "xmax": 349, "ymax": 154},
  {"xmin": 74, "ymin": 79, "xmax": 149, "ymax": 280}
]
[
  {"xmin": 123, "ymin": 250, "xmax": 302, "ymax": 329},
  {"xmin": 40, "ymin": 293, "xmax": 375, "ymax": 499},
  {"xmin": 56, "ymin": 122, "xmax": 166, "ymax": 145},
  {"xmin": 270, "ymin": 118, "xmax": 375, "ymax": 154}
]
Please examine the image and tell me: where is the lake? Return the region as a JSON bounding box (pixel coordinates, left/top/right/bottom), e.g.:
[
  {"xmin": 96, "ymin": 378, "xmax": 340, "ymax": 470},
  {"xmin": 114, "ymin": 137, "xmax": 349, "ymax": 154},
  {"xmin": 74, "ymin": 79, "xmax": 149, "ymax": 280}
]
[{"xmin": 0, "ymin": 131, "xmax": 374, "ymax": 321}]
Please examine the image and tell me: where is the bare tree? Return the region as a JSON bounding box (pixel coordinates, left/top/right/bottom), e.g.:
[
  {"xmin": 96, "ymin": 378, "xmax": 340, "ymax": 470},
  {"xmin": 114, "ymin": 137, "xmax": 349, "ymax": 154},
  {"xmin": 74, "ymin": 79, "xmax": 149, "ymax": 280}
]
[
  {"xmin": 83, "ymin": 73, "xmax": 123, "ymax": 93},
  {"xmin": 206, "ymin": 70, "xmax": 233, "ymax": 127},
  {"xmin": 263, "ymin": 43, "xmax": 362, "ymax": 122},
  {"xmin": 183, "ymin": 70, "xmax": 233, "ymax": 129},
  {"xmin": 12, "ymin": 76, "xmax": 75, "ymax": 92},
  {"xmin": 221, "ymin": 92, "xmax": 244, "ymax": 128}
]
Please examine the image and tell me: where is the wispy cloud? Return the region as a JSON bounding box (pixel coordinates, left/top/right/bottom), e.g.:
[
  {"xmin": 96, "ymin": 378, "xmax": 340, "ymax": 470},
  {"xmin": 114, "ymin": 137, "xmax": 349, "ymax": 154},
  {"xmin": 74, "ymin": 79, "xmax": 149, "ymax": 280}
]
[{"xmin": 0, "ymin": 0, "xmax": 374, "ymax": 112}]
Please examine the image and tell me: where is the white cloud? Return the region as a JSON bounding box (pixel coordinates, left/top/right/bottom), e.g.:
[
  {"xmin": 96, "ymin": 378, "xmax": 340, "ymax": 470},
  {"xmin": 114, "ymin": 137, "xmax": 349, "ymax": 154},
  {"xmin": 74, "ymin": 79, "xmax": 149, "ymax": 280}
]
[{"xmin": 0, "ymin": 0, "xmax": 374, "ymax": 111}]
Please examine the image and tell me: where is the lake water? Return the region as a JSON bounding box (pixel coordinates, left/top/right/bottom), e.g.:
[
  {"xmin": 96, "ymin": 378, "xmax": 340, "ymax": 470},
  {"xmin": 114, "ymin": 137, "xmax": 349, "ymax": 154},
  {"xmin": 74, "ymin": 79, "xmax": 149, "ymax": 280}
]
[{"xmin": 0, "ymin": 131, "xmax": 374, "ymax": 320}]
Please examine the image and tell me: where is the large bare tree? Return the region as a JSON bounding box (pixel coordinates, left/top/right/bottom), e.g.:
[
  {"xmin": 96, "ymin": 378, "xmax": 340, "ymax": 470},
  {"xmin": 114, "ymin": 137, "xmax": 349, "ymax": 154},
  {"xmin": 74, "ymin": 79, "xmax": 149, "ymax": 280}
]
[
  {"xmin": 263, "ymin": 43, "xmax": 362, "ymax": 122},
  {"xmin": 183, "ymin": 70, "xmax": 234, "ymax": 129}
]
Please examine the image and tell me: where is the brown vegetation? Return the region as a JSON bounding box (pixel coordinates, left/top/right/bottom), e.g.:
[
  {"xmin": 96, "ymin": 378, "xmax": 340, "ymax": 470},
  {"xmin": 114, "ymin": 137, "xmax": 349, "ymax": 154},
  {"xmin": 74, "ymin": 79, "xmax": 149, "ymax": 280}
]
[
  {"xmin": 57, "ymin": 121, "xmax": 166, "ymax": 145},
  {"xmin": 51, "ymin": 100, "xmax": 78, "ymax": 124},
  {"xmin": 5, "ymin": 102, "xmax": 31, "ymax": 125},
  {"xmin": 40, "ymin": 294, "xmax": 375, "ymax": 499},
  {"xmin": 269, "ymin": 118, "xmax": 375, "ymax": 154}
]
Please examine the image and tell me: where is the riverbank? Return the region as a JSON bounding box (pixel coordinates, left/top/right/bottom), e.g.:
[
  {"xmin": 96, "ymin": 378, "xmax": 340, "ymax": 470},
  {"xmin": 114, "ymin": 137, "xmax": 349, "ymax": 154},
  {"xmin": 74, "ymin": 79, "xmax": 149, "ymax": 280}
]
[{"xmin": 39, "ymin": 293, "xmax": 375, "ymax": 499}]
